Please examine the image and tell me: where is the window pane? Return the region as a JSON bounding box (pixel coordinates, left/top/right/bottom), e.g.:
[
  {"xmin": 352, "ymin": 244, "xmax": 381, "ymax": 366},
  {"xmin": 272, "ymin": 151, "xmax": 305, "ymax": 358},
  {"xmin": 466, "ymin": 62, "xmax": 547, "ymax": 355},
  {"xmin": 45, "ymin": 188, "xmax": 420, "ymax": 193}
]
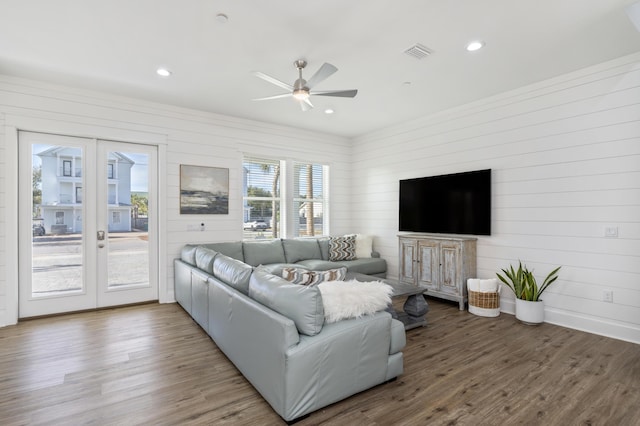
[
  {"xmin": 243, "ymin": 157, "xmax": 280, "ymax": 240},
  {"xmin": 294, "ymin": 201, "xmax": 324, "ymax": 237},
  {"xmin": 293, "ymin": 162, "xmax": 326, "ymax": 237}
]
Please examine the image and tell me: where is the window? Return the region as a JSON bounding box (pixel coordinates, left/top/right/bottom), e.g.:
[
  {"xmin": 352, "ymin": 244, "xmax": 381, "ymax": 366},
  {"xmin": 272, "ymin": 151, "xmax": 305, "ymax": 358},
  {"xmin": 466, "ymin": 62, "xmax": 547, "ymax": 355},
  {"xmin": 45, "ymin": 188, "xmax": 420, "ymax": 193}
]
[
  {"xmin": 63, "ymin": 160, "xmax": 72, "ymax": 177},
  {"xmin": 75, "ymin": 187, "xmax": 82, "ymax": 204},
  {"xmin": 112, "ymin": 211, "xmax": 121, "ymax": 224},
  {"xmin": 243, "ymin": 157, "xmax": 280, "ymax": 239},
  {"xmin": 293, "ymin": 162, "xmax": 327, "ymax": 237},
  {"xmin": 107, "ymin": 163, "xmax": 114, "ymax": 179},
  {"xmin": 242, "ymin": 156, "xmax": 328, "ymax": 240},
  {"xmin": 55, "ymin": 211, "xmax": 65, "ymax": 225}
]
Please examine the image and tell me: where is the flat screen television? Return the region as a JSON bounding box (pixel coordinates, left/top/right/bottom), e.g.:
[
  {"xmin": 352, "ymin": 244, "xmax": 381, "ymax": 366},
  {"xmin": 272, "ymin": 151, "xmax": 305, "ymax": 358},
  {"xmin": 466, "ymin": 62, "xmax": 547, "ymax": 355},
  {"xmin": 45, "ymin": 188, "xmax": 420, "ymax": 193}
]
[{"xmin": 399, "ymin": 169, "xmax": 491, "ymax": 235}]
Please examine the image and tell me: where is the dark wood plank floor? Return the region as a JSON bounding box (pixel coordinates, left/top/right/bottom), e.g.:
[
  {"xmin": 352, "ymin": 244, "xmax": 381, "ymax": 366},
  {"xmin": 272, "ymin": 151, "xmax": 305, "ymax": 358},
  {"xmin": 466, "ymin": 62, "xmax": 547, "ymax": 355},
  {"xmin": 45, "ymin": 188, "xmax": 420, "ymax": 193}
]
[{"xmin": 1, "ymin": 298, "xmax": 638, "ymax": 425}]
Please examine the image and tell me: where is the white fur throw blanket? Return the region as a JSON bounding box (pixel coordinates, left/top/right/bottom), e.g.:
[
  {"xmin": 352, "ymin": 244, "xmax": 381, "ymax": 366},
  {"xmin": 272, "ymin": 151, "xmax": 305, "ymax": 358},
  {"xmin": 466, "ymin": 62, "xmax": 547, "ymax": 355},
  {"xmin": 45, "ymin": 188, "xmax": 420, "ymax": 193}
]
[{"xmin": 317, "ymin": 279, "xmax": 393, "ymax": 323}]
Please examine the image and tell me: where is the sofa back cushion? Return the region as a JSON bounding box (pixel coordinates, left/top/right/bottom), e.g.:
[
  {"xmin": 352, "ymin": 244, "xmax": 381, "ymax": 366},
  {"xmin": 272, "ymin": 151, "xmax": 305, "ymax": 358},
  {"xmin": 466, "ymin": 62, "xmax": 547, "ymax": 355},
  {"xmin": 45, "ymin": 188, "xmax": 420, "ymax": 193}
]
[
  {"xmin": 249, "ymin": 268, "xmax": 324, "ymax": 336},
  {"xmin": 213, "ymin": 254, "xmax": 253, "ymax": 295},
  {"xmin": 282, "ymin": 238, "xmax": 322, "ymax": 264},
  {"xmin": 180, "ymin": 244, "xmax": 199, "ymax": 265},
  {"xmin": 317, "ymin": 237, "xmax": 331, "ymax": 260},
  {"xmin": 243, "ymin": 240, "xmax": 286, "ymax": 266},
  {"xmin": 195, "ymin": 247, "xmax": 217, "ymax": 274},
  {"xmin": 203, "ymin": 242, "xmax": 244, "ymax": 262}
]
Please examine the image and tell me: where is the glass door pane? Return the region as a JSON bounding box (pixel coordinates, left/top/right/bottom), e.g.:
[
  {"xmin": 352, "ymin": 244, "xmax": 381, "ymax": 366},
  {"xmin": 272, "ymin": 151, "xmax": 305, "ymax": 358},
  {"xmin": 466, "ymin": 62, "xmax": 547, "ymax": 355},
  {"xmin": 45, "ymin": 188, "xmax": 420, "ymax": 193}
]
[
  {"xmin": 106, "ymin": 150, "xmax": 150, "ymax": 290},
  {"xmin": 31, "ymin": 143, "xmax": 85, "ymax": 296}
]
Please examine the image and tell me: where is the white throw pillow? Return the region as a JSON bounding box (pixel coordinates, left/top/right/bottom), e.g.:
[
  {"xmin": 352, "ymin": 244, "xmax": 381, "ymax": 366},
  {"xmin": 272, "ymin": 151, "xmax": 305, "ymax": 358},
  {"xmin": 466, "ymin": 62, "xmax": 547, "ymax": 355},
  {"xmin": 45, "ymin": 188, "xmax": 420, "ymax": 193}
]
[
  {"xmin": 317, "ymin": 279, "xmax": 393, "ymax": 323},
  {"xmin": 355, "ymin": 234, "xmax": 373, "ymax": 259}
]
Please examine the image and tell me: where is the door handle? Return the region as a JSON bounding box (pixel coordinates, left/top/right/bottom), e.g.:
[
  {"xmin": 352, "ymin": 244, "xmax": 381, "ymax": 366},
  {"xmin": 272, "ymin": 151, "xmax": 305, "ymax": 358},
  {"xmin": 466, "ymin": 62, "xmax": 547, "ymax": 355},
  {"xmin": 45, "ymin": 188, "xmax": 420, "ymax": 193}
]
[{"xmin": 97, "ymin": 230, "xmax": 105, "ymax": 241}]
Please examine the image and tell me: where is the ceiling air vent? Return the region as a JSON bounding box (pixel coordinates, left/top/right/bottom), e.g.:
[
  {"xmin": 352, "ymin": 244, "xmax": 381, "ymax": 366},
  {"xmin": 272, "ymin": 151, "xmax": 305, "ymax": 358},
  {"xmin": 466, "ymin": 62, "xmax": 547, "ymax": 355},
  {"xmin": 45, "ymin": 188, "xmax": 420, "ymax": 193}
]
[{"xmin": 404, "ymin": 43, "xmax": 433, "ymax": 60}]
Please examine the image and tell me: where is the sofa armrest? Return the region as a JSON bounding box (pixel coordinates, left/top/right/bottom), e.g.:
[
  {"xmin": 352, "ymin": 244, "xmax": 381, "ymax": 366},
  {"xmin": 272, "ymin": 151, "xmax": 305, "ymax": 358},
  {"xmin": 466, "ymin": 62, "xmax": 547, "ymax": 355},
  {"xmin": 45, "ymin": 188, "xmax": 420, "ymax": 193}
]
[{"xmin": 389, "ymin": 318, "xmax": 406, "ymax": 354}]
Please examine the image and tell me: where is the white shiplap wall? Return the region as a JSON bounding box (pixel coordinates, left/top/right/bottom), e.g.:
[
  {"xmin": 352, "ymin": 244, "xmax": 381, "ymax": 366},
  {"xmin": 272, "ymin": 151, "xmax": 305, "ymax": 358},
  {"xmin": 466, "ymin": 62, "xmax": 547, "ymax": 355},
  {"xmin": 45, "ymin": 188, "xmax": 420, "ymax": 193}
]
[
  {"xmin": 352, "ymin": 52, "xmax": 640, "ymax": 344},
  {"xmin": 0, "ymin": 75, "xmax": 351, "ymax": 327}
]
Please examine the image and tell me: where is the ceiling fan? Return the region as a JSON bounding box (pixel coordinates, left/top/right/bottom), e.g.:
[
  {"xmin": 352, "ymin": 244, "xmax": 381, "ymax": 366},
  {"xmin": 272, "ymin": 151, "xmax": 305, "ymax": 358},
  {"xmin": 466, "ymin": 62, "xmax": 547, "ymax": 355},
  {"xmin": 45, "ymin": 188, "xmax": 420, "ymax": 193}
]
[{"xmin": 252, "ymin": 60, "xmax": 358, "ymax": 111}]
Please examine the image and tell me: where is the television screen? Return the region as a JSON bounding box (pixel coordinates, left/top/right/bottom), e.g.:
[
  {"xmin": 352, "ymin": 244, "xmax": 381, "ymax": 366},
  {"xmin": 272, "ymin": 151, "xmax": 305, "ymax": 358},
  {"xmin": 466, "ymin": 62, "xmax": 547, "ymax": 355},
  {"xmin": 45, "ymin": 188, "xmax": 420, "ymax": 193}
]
[{"xmin": 399, "ymin": 169, "xmax": 491, "ymax": 235}]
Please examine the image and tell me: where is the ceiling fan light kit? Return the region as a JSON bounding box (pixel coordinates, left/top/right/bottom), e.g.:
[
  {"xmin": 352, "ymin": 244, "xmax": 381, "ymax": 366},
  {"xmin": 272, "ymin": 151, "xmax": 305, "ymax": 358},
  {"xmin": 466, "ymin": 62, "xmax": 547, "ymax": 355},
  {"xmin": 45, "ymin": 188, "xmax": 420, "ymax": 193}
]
[{"xmin": 253, "ymin": 59, "xmax": 357, "ymax": 111}]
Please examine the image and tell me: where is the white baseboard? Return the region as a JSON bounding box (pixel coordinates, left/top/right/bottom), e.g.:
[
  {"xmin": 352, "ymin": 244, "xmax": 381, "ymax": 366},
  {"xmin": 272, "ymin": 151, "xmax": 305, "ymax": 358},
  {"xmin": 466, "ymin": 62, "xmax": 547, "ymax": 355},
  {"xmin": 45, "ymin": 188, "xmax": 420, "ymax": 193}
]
[{"xmin": 497, "ymin": 298, "xmax": 640, "ymax": 345}]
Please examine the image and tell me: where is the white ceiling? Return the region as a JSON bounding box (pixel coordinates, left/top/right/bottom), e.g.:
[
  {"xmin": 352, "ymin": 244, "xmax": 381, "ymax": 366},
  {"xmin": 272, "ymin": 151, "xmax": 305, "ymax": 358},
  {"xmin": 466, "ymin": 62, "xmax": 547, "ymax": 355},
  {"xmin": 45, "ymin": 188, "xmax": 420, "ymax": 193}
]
[{"xmin": 1, "ymin": 0, "xmax": 640, "ymax": 138}]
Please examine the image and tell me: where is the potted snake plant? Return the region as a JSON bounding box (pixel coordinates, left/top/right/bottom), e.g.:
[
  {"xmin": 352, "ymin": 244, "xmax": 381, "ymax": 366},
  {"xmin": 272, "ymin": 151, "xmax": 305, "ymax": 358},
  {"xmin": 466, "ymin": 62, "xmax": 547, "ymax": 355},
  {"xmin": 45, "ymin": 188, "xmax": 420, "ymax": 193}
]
[{"xmin": 496, "ymin": 261, "xmax": 561, "ymax": 324}]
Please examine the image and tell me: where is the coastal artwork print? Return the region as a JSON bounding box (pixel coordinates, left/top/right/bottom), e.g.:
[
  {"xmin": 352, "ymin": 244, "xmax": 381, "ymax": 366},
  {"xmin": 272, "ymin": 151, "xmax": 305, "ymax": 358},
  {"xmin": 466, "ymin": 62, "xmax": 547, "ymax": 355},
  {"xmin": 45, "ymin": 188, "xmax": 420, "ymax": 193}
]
[{"xmin": 180, "ymin": 165, "xmax": 229, "ymax": 214}]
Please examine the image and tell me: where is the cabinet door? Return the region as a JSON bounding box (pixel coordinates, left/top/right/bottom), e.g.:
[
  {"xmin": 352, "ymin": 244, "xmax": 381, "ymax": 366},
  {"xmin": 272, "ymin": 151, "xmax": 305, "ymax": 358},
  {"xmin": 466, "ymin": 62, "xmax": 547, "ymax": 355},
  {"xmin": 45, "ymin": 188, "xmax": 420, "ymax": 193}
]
[
  {"xmin": 440, "ymin": 242, "xmax": 461, "ymax": 295},
  {"xmin": 399, "ymin": 238, "xmax": 417, "ymax": 284},
  {"xmin": 417, "ymin": 241, "xmax": 439, "ymax": 290}
]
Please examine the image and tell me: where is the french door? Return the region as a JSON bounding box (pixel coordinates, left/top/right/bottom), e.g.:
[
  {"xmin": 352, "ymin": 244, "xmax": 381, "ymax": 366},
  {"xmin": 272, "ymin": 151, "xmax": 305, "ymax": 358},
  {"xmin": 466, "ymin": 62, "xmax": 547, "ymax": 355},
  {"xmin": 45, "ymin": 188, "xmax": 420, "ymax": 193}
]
[{"xmin": 18, "ymin": 131, "xmax": 158, "ymax": 318}]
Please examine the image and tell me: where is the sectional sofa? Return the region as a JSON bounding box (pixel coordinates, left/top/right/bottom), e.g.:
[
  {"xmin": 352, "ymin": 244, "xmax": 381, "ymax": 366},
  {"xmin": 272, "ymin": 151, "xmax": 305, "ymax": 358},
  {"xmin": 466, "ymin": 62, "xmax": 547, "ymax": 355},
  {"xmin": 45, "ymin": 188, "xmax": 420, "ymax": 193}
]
[{"xmin": 174, "ymin": 238, "xmax": 405, "ymax": 423}]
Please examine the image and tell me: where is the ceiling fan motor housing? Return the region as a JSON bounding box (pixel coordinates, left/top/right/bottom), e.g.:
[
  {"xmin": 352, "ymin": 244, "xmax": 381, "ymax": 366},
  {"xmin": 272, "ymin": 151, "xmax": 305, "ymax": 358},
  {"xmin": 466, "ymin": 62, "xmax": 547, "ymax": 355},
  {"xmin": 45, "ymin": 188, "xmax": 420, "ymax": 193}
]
[{"xmin": 293, "ymin": 60, "xmax": 310, "ymax": 98}]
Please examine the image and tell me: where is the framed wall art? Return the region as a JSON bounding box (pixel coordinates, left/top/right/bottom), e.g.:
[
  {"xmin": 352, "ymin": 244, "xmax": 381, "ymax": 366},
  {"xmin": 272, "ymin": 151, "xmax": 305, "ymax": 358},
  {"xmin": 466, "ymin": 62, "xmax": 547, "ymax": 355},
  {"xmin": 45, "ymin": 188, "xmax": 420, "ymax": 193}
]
[{"xmin": 180, "ymin": 165, "xmax": 229, "ymax": 214}]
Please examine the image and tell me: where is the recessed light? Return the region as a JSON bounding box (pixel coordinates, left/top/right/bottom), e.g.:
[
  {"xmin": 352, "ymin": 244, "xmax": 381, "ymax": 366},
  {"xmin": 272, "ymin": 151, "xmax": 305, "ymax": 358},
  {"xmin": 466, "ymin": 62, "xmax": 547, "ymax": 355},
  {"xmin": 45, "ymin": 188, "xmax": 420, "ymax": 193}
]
[
  {"xmin": 324, "ymin": 108, "xmax": 334, "ymax": 115},
  {"xmin": 466, "ymin": 41, "xmax": 484, "ymax": 52},
  {"xmin": 216, "ymin": 13, "xmax": 228, "ymax": 23},
  {"xmin": 156, "ymin": 68, "xmax": 172, "ymax": 77}
]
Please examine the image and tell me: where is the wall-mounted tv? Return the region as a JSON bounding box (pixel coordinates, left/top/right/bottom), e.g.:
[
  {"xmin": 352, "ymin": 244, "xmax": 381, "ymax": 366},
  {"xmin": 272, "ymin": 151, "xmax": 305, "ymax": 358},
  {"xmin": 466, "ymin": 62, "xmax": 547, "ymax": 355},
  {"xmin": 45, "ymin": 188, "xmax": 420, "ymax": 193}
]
[{"xmin": 399, "ymin": 169, "xmax": 491, "ymax": 236}]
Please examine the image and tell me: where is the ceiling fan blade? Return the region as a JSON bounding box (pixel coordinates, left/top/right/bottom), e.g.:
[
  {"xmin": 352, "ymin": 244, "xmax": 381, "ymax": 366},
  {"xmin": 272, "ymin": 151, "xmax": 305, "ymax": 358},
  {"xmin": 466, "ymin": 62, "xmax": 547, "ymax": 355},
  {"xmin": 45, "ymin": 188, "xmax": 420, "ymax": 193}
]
[
  {"xmin": 300, "ymin": 98, "xmax": 314, "ymax": 111},
  {"xmin": 306, "ymin": 63, "xmax": 338, "ymax": 89},
  {"xmin": 310, "ymin": 89, "xmax": 358, "ymax": 98},
  {"xmin": 252, "ymin": 93, "xmax": 292, "ymax": 101},
  {"xmin": 253, "ymin": 71, "xmax": 293, "ymax": 91}
]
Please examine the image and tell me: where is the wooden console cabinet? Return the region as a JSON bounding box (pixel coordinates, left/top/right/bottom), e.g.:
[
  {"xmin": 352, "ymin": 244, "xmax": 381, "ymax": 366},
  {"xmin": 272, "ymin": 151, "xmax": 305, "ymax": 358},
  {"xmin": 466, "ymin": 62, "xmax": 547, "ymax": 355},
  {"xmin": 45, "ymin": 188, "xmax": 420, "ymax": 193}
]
[{"xmin": 398, "ymin": 234, "xmax": 477, "ymax": 310}]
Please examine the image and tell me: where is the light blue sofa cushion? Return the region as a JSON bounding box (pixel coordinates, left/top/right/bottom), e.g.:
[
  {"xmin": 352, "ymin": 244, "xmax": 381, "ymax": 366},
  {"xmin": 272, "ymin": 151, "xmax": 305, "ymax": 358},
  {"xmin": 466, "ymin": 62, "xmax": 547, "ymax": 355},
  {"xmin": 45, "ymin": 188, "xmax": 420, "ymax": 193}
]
[
  {"xmin": 258, "ymin": 263, "xmax": 308, "ymax": 276},
  {"xmin": 282, "ymin": 238, "xmax": 322, "ymax": 264},
  {"xmin": 195, "ymin": 247, "xmax": 217, "ymax": 274},
  {"xmin": 213, "ymin": 254, "xmax": 253, "ymax": 295},
  {"xmin": 317, "ymin": 237, "xmax": 330, "ymax": 260},
  {"xmin": 243, "ymin": 240, "xmax": 286, "ymax": 266},
  {"xmin": 249, "ymin": 268, "xmax": 324, "ymax": 336},
  {"xmin": 181, "ymin": 244, "xmax": 199, "ymax": 265},
  {"xmin": 202, "ymin": 242, "xmax": 244, "ymax": 262},
  {"xmin": 295, "ymin": 257, "xmax": 387, "ymax": 276}
]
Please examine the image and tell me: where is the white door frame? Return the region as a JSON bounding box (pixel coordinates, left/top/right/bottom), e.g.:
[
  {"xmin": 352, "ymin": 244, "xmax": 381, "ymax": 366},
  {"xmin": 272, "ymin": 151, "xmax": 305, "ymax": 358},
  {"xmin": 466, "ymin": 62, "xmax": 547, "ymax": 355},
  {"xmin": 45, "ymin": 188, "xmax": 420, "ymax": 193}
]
[{"xmin": 3, "ymin": 116, "xmax": 168, "ymax": 326}]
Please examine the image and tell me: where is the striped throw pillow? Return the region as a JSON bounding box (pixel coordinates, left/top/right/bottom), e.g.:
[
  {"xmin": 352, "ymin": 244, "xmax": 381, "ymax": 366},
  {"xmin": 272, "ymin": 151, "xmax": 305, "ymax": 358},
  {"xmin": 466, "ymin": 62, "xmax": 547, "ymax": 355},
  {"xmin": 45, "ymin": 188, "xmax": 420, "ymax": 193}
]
[{"xmin": 282, "ymin": 267, "xmax": 347, "ymax": 286}]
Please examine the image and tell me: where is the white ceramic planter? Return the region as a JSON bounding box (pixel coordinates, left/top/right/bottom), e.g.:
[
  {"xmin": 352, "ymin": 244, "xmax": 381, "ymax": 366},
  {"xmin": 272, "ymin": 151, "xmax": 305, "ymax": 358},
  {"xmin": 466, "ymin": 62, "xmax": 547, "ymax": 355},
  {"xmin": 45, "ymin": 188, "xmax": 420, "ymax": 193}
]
[{"xmin": 515, "ymin": 299, "xmax": 544, "ymax": 325}]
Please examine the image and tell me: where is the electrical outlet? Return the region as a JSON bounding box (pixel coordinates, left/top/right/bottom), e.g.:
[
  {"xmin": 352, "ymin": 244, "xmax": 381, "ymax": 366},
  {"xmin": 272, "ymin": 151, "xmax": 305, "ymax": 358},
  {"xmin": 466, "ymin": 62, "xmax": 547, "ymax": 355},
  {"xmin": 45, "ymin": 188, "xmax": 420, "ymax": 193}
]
[
  {"xmin": 605, "ymin": 227, "xmax": 618, "ymax": 238},
  {"xmin": 602, "ymin": 290, "xmax": 613, "ymax": 303}
]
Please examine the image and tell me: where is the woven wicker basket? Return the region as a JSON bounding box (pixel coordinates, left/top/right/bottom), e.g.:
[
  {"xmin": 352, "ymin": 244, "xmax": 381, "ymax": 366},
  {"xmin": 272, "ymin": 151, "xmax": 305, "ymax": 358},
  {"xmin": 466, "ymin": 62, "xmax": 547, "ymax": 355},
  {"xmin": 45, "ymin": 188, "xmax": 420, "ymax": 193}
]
[
  {"xmin": 468, "ymin": 290, "xmax": 499, "ymax": 309},
  {"xmin": 467, "ymin": 285, "xmax": 501, "ymax": 317}
]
